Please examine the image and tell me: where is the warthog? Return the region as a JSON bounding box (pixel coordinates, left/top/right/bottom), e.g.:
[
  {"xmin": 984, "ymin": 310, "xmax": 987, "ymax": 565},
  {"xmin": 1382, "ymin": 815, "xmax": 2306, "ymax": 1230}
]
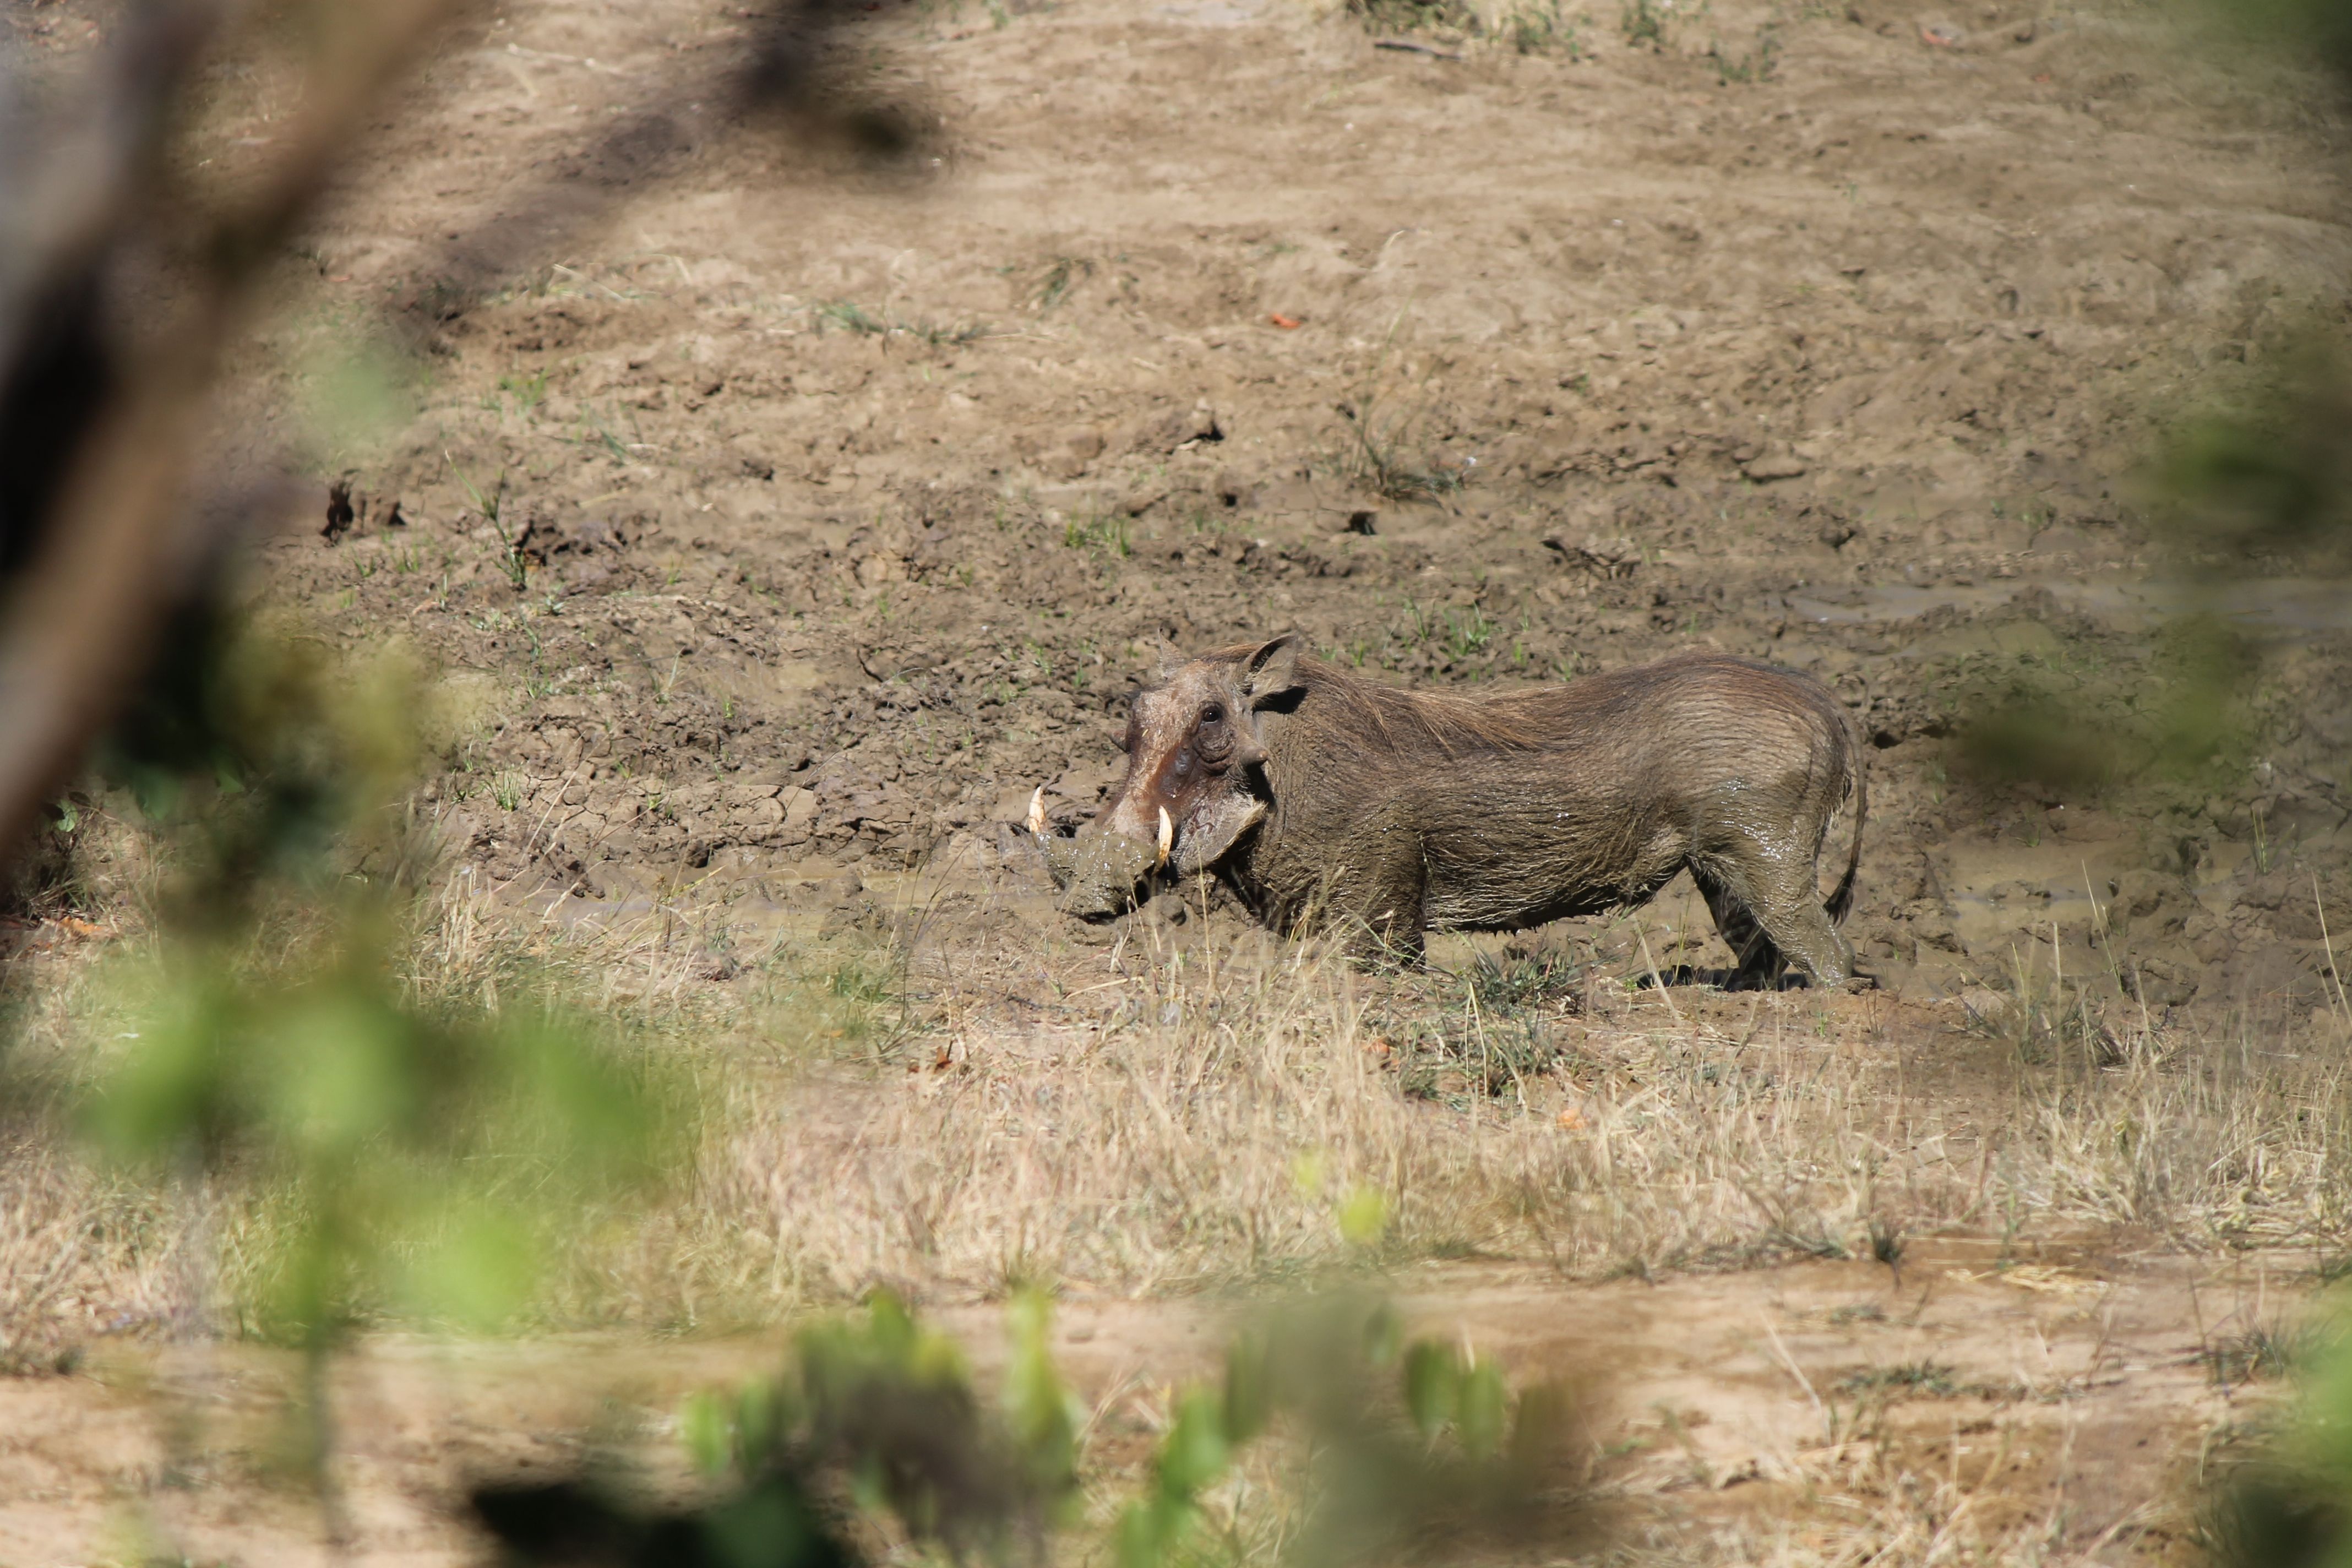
[{"xmin": 1035, "ymin": 636, "xmax": 1866, "ymax": 986}]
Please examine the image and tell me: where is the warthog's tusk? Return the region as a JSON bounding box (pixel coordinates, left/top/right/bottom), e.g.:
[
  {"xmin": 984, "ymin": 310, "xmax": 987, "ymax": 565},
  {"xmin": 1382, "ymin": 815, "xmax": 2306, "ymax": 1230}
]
[
  {"xmin": 1156, "ymin": 806, "xmax": 1173, "ymax": 867},
  {"xmin": 1027, "ymin": 786, "xmax": 1047, "ymax": 837}
]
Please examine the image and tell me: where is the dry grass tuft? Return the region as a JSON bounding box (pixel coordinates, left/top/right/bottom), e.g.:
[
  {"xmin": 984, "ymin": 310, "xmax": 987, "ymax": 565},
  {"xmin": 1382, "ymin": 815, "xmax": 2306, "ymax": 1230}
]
[
  {"xmin": 629, "ymin": 929, "xmax": 2352, "ymax": 1319},
  {"xmin": 10, "ymin": 865, "xmax": 2352, "ymax": 1347},
  {"xmin": 0, "ymin": 1134, "xmax": 198, "ymax": 1371}
]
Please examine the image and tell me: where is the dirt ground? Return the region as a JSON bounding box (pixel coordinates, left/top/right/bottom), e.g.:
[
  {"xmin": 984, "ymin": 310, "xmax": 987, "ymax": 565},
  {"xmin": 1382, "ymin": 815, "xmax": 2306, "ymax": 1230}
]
[
  {"xmin": 0, "ymin": 1242, "xmax": 2315, "ymax": 1565},
  {"xmin": 216, "ymin": 0, "xmax": 2351, "ymax": 1011},
  {"xmin": 6, "ymin": 0, "xmax": 2352, "ymax": 1559}
]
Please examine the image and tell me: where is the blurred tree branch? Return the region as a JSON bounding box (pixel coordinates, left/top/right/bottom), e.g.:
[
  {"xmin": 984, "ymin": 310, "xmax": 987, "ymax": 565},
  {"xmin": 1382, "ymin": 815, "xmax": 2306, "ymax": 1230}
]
[
  {"xmin": 0, "ymin": 0, "xmax": 471, "ymax": 875},
  {"xmin": 0, "ymin": 0, "xmax": 886, "ymax": 886}
]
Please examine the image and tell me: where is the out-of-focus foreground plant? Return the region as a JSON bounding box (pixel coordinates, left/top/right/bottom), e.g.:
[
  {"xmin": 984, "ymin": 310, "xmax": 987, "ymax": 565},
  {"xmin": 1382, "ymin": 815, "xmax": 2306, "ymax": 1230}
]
[
  {"xmin": 2200, "ymin": 1302, "xmax": 2352, "ymax": 1568},
  {"xmin": 0, "ymin": 0, "xmax": 897, "ymax": 1545},
  {"xmin": 2142, "ymin": 1, "xmax": 2352, "ymax": 1556},
  {"xmin": 1959, "ymin": 344, "xmax": 2352, "ymax": 799},
  {"xmin": 15, "ymin": 610, "xmax": 677, "ymax": 1532},
  {"xmin": 471, "ymin": 1292, "xmax": 1580, "ymax": 1568}
]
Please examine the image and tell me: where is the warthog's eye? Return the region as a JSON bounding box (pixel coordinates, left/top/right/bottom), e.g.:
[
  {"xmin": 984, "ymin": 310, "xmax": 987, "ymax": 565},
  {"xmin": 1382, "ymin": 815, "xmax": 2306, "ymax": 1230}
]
[{"xmin": 1200, "ymin": 704, "xmax": 1224, "ymax": 727}]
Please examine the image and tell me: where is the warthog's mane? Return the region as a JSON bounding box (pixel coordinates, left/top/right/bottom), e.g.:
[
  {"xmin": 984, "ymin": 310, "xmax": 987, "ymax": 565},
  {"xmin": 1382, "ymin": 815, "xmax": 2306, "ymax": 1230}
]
[{"xmin": 1195, "ymin": 643, "xmax": 1823, "ymax": 763}]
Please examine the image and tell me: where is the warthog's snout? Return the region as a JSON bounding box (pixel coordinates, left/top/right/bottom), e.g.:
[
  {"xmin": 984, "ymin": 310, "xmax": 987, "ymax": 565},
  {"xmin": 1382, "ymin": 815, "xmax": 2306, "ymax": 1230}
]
[{"xmin": 1033, "ymin": 785, "xmax": 1172, "ymax": 920}]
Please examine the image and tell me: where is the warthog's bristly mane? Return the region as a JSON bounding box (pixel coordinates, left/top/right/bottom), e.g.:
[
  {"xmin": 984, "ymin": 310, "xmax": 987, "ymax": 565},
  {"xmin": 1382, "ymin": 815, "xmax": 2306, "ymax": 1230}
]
[{"xmin": 1187, "ymin": 643, "xmax": 1846, "ymax": 765}]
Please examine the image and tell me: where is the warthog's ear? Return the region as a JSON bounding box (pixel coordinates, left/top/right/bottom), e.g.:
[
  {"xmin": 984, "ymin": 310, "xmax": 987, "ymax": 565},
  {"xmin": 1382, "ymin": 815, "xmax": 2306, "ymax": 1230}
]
[
  {"xmin": 1153, "ymin": 631, "xmax": 1186, "ymax": 680},
  {"xmin": 1240, "ymin": 633, "xmax": 1305, "ymax": 709}
]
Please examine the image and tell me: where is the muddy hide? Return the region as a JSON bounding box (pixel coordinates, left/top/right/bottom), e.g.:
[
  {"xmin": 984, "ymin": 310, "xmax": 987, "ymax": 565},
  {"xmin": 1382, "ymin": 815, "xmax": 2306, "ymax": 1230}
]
[{"xmin": 1040, "ymin": 827, "xmax": 1157, "ymax": 922}]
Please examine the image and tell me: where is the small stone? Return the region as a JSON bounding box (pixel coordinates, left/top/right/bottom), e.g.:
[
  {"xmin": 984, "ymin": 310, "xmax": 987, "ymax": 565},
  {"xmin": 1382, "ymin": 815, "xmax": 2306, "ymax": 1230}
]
[{"xmin": 1744, "ymin": 453, "xmax": 1810, "ymax": 482}]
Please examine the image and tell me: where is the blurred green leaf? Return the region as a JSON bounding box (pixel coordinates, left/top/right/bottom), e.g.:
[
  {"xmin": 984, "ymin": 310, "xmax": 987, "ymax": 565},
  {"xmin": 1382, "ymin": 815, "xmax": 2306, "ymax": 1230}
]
[
  {"xmin": 1457, "ymin": 1358, "xmax": 1507, "ymax": 1459},
  {"xmin": 1003, "ymin": 1288, "xmax": 1081, "ymax": 1502},
  {"xmin": 1403, "ymin": 1340, "xmax": 1458, "ymax": 1438},
  {"xmin": 1337, "ymin": 1184, "xmax": 1389, "ymax": 1246},
  {"xmin": 684, "ymin": 1389, "xmax": 736, "ymax": 1478},
  {"xmin": 1221, "ymin": 1327, "xmax": 1276, "ymax": 1445},
  {"xmin": 1158, "ymin": 1388, "xmax": 1231, "ymax": 1497}
]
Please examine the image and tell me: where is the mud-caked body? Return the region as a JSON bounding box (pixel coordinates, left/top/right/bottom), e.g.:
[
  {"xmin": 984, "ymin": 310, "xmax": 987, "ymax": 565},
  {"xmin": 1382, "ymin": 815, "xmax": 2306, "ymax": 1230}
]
[{"xmin": 1040, "ymin": 638, "xmax": 1866, "ymax": 985}]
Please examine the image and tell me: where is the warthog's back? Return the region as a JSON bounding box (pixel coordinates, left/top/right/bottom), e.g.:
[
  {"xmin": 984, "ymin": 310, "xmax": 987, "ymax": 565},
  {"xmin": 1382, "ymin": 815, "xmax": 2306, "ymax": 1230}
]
[{"xmin": 1247, "ymin": 650, "xmax": 1862, "ymax": 944}]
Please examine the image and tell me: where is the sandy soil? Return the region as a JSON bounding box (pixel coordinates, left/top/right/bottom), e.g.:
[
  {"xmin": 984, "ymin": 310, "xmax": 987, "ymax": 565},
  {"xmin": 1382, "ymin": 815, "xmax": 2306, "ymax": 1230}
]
[
  {"xmin": 6, "ymin": 0, "xmax": 2352, "ymax": 1559},
  {"xmin": 0, "ymin": 1242, "xmax": 2309, "ymax": 1565}
]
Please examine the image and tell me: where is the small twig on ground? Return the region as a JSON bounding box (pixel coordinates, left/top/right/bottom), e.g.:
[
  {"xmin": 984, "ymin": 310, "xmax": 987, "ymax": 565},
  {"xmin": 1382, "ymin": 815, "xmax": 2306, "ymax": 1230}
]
[
  {"xmin": 2315, "ymin": 873, "xmax": 2349, "ymax": 1025},
  {"xmin": 1373, "ymin": 38, "xmax": 1463, "ymax": 58},
  {"xmin": 1759, "ymin": 1312, "xmax": 1827, "ymax": 1435}
]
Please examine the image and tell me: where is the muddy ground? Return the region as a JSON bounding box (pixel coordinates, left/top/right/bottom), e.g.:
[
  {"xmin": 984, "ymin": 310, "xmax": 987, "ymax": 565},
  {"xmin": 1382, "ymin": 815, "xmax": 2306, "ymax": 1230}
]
[
  {"xmin": 6, "ymin": 0, "xmax": 2352, "ymax": 1560},
  {"xmin": 193, "ymin": 0, "xmax": 2350, "ymax": 1015}
]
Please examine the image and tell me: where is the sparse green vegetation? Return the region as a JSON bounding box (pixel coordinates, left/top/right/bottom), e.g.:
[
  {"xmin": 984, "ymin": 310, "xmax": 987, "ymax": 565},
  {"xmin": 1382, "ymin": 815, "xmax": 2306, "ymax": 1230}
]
[
  {"xmin": 815, "ymin": 299, "xmax": 989, "ymax": 344},
  {"xmin": 1340, "ymin": 395, "xmax": 1467, "ymax": 503},
  {"xmin": 1709, "ymin": 27, "xmax": 1779, "ymax": 81},
  {"xmin": 1836, "ymin": 1360, "xmax": 1959, "ymax": 1397},
  {"xmin": 816, "ymin": 299, "xmax": 888, "ymax": 335},
  {"xmin": 1506, "ymin": 0, "xmax": 1584, "ymax": 54},
  {"xmin": 1031, "ymin": 255, "xmax": 1094, "ymax": 313},
  {"xmin": 1062, "ymin": 509, "xmax": 1132, "ymax": 558},
  {"xmin": 495, "ymin": 367, "xmax": 549, "ymax": 412}
]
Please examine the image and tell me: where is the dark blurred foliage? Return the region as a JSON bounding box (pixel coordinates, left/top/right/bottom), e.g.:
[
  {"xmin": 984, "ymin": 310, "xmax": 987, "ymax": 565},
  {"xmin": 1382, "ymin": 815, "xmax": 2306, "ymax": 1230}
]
[
  {"xmin": 1957, "ymin": 610, "xmax": 2263, "ymax": 797},
  {"xmin": 0, "ymin": 0, "xmax": 914, "ymax": 882},
  {"xmin": 2155, "ymin": 349, "xmax": 2352, "ymax": 576},
  {"xmin": 2204, "ymin": 1464, "xmax": 2348, "ymax": 1568},
  {"xmin": 2133, "ymin": 6, "xmax": 2352, "ymax": 1561},
  {"xmin": 0, "ymin": 0, "xmax": 927, "ymax": 1346},
  {"xmin": 2217, "ymin": 0, "xmax": 2352, "ymax": 86},
  {"xmin": 2201, "ymin": 1307, "xmax": 2352, "ymax": 1568},
  {"xmin": 475, "ymin": 1293, "xmax": 1582, "ymax": 1568},
  {"xmin": 63, "ymin": 617, "xmax": 677, "ymax": 1344},
  {"xmin": 1957, "ymin": 346, "xmax": 2351, "ymax": 801},
  {"xmin": 0, "ymin": 270, "xmax": 113, "ymax": 580},
  {"xmin": 473, "ymin": 1475, "xmax": 857, "ymax": 1568}
]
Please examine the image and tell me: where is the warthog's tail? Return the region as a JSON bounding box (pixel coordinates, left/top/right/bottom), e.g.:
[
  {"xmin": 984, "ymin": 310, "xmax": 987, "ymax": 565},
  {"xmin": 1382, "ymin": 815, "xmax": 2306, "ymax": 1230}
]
[{"xmin": 1823, "ymin": 737, "xmax": 1866, "ymax": 927}]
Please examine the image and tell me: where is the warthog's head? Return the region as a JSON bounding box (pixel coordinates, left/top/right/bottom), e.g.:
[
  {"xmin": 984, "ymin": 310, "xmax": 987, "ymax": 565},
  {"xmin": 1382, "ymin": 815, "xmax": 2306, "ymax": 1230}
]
[{"xmin": 1036, "ymin": 635, "xmax": 1304, "ymax": 919}]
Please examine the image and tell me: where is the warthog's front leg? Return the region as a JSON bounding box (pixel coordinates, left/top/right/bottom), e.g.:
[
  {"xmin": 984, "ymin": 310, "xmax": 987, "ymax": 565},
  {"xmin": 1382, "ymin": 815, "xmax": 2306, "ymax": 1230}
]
[
  {"xmin": 1357, "ymin": 880, "xmax": 1426, "ymax": 966},
  {"xmin": 1697, "ymin": 863, "xmax": 1855, "ymax": 988},
  {"xmin": 1282, "ymin": 842, "xmax": 1429, "ymax": 967}
]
